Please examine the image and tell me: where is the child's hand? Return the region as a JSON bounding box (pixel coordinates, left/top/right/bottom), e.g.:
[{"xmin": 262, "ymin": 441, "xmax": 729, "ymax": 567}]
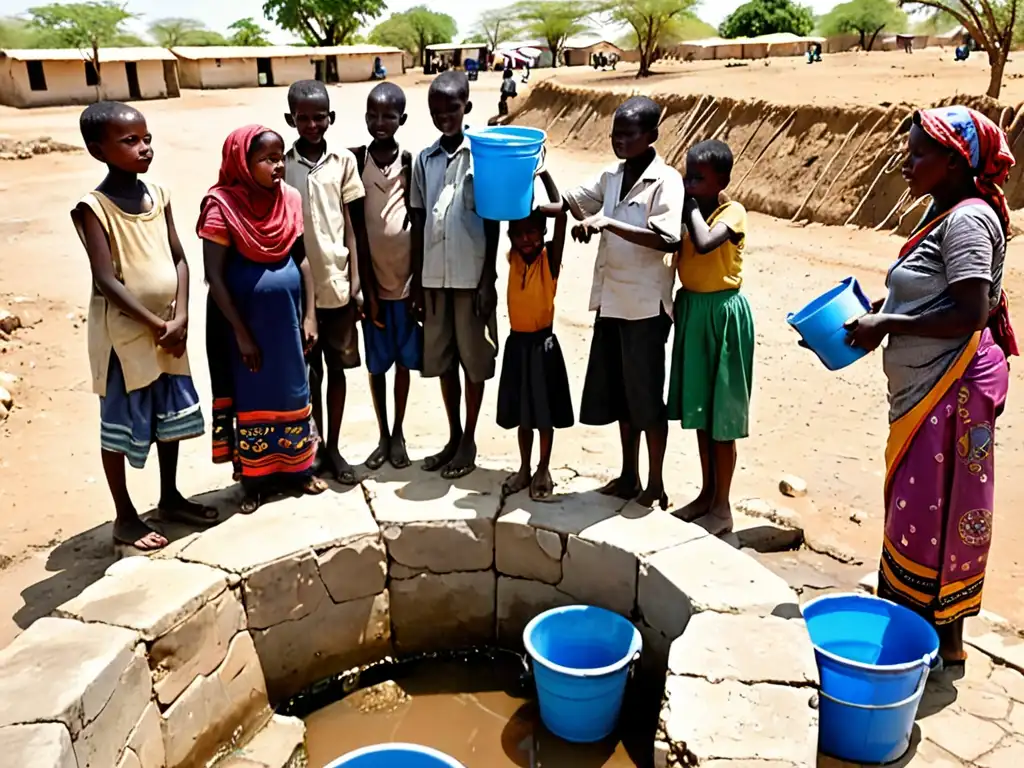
[
  {"xmin": 410, "ymin": 284, "xmax": 426, "ymax": 324},
  {"xmin": 367, "ymin": 295, "xmax": 385, "ymax": 330},
  {"xmin": 236, "ymin": 329, "xmax": 262, "ymax": 373},
  {"xmin": 474, "ymin": 279, "xmax": 497, "ymax": 319},
  {"xmin": 159, "ymin": 316, "xmax": 188, "ymax": 351},
  {"xmin": 302, "ymin": 315, "xmax": 319, "ymax": 356}
]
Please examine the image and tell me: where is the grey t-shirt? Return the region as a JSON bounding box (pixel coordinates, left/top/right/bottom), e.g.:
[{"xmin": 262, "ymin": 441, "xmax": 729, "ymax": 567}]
[{"xmin": 881, "ymin": 202, "xmax": 1004, "ymax": 421}]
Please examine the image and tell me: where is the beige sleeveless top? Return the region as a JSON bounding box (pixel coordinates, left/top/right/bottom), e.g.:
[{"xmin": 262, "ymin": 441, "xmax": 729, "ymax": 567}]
[{"xmin": 73, "ymin": 184, "xmax": 191, "ymax": 396}]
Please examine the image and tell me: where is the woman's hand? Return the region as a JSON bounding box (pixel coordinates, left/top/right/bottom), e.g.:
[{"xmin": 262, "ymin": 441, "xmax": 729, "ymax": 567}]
[
  {"xmin": 303, "ymin": 314, "xmax": 318, "ymax": 355},
  {"xmin": 236, "ymin": 328, "xmax": 262, "ymax": 372},
  {"xmin": 870, "ymin": 297, "xmax": 885, "ymax": 314},
  {"xmin": 846, "ymin": 313, "xmax": 889, "ymax": 352}
]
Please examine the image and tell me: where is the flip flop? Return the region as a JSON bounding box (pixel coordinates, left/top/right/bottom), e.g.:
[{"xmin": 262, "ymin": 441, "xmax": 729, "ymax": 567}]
[
  {"xmin": 364, "ymin": 446, "xmax": 388, "ymax": 471},
  {"xmin": 239, "ymin": 494, "xmax": 262, "ymax": 515},
  {"xmin": 441, "ymin": 462, "xmax": 477, "ymax": 480},
  {"xmin": 305, "ymin": 476, "xmax": 330, "ymax": 495},
  {"xmin": 158, "ymin": 502, "xmax": 219, "ymax": 528},
  {"xmin": 335, "ymin": 469, "xmax": 359, "ymax": 486}
]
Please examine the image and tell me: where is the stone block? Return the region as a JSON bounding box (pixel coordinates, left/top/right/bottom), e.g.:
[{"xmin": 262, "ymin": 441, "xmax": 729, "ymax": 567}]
[
  {"xmin": 391, "ymin": 572, "xmax": 495, "ymax": 653},
  {"xmin": 661, "ymin": 676, "xmax": 817, "ymax": 766},
  {"xmin": 126, "ymin": 703, "xmax": 165, "ymax": 768},
  {"xmin": 0, "ymin": 617, "xmax": 138, "ymax": 734},
  {"xmin": 161, "ymin": 631, "xmax": 270, "ymax": 768},
  {"xmin": 499, "ymin": 476, "xmax": 630, "ymax": 537},
  {"xmin": 668, "ymin": 614, "xmax": 818, "ymax": 686},
  {"xmin": 496, "ymin": 577, "xmax": 574, "ymax": 647},
  {"xmin": 56, "ymin": 558, "xmax": 230, "ymax": 641},
  {"xmin": 150, "ymin": 588, "xmax": 246, "ymax": 706},
  {"xmin": 579, "ymin": 508, "xmax": 707, "ymax": 558},
  {"xmin": 558, "ymin": 535, "xmax": 636, "ymax": 616},
  {"xmin": 117, "ymin": 749, "xmax": 142, "ymax": 768},
  {"xmin": 0, "ymin": 723, "xmax": 76, "ymax": 768},
  {"xmin": 390, "ymin": 563, "xmax": 426, "ymax": 579},
  {"xmin": 243, "ymin": 552, "xmax": 329, "ymax": 631},
  {"xmin": 380, "ymin": 520, "xmax": 494, "ymax": 574},
  {"xmin": 178, "ymin": 489, "xmax": 377, "ymax": 573},
  {"xmin": 495, "ymin": 516, "xmax": 563, "ymax": 584},
  {"xmin": 253, "ymin": 592, "xmax": 391, "ymax": 702},
  {"xmin": 920, "ymin": 704, "xmax": 1010, "ymax": 762},
  {"xmin": 638, "ymin": 536, "xmax": 798, "ymax": 638},
  {"xmin": 318, "ymin": 536, "xmax": 387, "ymax": 603},
  {"xmin": 635, "ymin": 619, "xmax": 672, "ymax": 683},
  {"xmin": 74, "ymin": 647, "xmax": 152, "ymax": 768},
  {"xmin": 229, "ymin": 714, "xmax": 306, "ymax": 768}
]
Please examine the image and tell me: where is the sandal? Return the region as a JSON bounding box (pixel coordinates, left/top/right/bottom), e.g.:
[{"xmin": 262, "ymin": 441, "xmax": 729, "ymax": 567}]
[
  {"xmin": 239, "ymin": 494, "xmax": 262, "ymax": 515},
  {"xmin": 304, "ymin": 476, "xmax": 329, "ymax": 495},
  {"xmin": 158, "ymin": 498, "xmax": 219, "ymax": 528}
]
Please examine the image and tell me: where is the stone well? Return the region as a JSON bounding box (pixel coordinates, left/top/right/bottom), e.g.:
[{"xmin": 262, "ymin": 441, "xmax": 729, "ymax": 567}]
[{"xmin": 0, "ymin": 464, "xmax": 820, "ymax": 768}]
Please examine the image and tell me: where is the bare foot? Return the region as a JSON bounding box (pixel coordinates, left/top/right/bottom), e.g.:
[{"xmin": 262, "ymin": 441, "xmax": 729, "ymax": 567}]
[
  {"xmin": 326, "ymin": 446, "xmax": 358, "ymax": 485},
  {"xmin": 365, "ymin": 438, "xmax": 389, "ymax": 471},
  {"xmin": 442, "ymin": 440, "xmax": 477, "ymax": 480},
  {"xmin": 636, "ymin": 485, "xmax": 668, "ymax": 510},
  {"xmin": 530, "ymin": 468, "xmax": 554, "ymax": 501},
  {"xmin": 503, "ymin": 467, "xmax": 532, "ymax": 496},
  {"xmin": 239, "ymin": 493, "xmax": 262, "ymax": 515},
  {"xmin": 113, "ymin": 517, "xmax": 168, "ymax": 551},
  {"xmin": 673, "ymin": 493, "xmax": 713, "ymax": 522},
  {"xmin": 695, "ymin": 503, "xmax": 733, "ymax": 536},
  {"xmin": 389, "ymin": 432, "xmax": 412, "ymax": 469},
  {"xmin": 158, "ymin": 492, "xmax": 218, "ymax": 527},
  {"xmin": 597, "ymin": 475, "xmax": 641, "ymax": 500},
  {"xmin": 304, "ymin": 475, "xmax": 330, "ymax": 495},
  {"xmin": 423, "ymin": 437, "xmax": 461, "ymax": 472}
]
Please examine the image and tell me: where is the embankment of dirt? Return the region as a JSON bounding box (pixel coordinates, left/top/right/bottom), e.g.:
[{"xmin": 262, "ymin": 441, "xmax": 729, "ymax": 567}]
[{"xmin": 511, "ymin": 82, "xmax": 1024, "ymax": 231}]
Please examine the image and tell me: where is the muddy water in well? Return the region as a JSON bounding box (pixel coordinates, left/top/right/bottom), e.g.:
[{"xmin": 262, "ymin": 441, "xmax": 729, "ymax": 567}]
[{"xmin": 299, "ymin": 652, "xmax": 655, "ymax": 767}]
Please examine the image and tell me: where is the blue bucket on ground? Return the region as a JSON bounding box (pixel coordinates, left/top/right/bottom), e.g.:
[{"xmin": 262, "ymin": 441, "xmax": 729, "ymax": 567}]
[
  {"xmin": 466, "ymin": 126, "xmax": 546, "ymax": 221},
  {"xmin": 803, "ymin": 593, "xmax": 939, "ymax": 764},
  {"xmin": 523, "ymin": 604, "xmax": 642, "ymax": 743},
  {"xmin": 325, "ymin": 743, "xmax": 465, "ymax": 767},
  {"xmin": 787, "ymin": 276, "xmax": 872, "ymax": 371}
]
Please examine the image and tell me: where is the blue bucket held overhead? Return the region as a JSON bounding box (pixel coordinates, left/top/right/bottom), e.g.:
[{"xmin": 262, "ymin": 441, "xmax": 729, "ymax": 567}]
[
  {"xmin": 523, "ymin": 604, "xmax": 642, "ymax": 743},
  {"xmin": 803, "ymin": 593, "xmax": 939, "ymax": 764},
  {"xmin": 788, "ymin": 276, "xmax": 872, "ymax": 371},
  {"xmin": 467, "ymin": 126, "xmax": 546, "ymax": 221},
  {"xmin": 325, "ymin": 743, "xmax": 466, "ymax": 767}
]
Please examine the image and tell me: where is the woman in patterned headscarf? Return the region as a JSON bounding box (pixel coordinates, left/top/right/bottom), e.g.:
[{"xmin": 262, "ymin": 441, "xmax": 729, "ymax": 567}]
[{"xmin": 846, "ymin": 106, "xmax": 1017, "ymax": 665}]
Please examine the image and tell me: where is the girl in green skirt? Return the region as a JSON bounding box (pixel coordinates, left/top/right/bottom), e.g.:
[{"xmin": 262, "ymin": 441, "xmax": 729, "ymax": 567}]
[{"xmin": 668, "ymin": 140, "xmax": 755, "ymax": 535}]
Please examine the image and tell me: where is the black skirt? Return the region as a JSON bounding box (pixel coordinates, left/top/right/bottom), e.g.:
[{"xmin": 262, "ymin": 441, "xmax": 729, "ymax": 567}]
[{"xmin": 497, "ymin": 327, "xmax": 574, "ymax": 430}]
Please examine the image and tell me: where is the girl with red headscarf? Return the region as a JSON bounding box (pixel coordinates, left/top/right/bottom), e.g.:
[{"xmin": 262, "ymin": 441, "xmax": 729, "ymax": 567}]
[
  {"xmin": 198, "ymin": 125, "xmax": 327, "ymax": 513},
  {"xmin": 846, "ymin": 106, "xmax": 1016, "ymax": 666}
]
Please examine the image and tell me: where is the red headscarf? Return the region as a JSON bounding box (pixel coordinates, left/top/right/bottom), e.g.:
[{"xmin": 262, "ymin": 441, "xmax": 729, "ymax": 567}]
[{"xmin": 197, "ymin": 124, "xmax": 303, "ymax": 264}]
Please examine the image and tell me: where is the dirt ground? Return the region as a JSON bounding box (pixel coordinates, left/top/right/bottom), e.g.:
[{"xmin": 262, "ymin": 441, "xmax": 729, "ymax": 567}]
[{"xmin": 0, "ymin": 60, "xmax": 1022, "ymax": 649}]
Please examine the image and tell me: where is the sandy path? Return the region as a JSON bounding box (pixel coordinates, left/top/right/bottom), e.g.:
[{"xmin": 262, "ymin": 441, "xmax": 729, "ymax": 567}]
[{"xmin": 0, "ymin": 72, "xmax": 1021, "ymax": 649}]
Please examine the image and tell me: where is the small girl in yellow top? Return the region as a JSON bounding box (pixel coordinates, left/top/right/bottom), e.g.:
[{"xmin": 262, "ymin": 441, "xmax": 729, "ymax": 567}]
[
  {"xmin": 71, "ymin": 102, "xmax": 216, "ymax": 552},
  {"xmin": 498, "ymin": 170, "xmax": 573, "ymax": 501},
  {"xmin": 668, "ymin": 140, "xmax": 754, "ymax": 536}
]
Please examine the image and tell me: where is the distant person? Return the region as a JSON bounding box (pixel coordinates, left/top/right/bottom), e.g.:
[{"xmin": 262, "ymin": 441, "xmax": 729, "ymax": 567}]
[
  {"xmin": 955, "ymin": 44, "xmax": 970, "ymax": 62},
  {"xmin": 283, "ymin": 80, "xmax": 366, "ymax": 486},
  {"xmin": 806, "ymin": 42, "xmax": 822, "ymax": 63},
  {"xmin": 521, "ymin": 60, "xmax": 531, "ymax": 83},
  {"xmin": 466, "ymin": 57, "xmax": 479, "ymax": 81},
  {"xmin": 411, "ymin": 72, "xmax": 500, "ymax": 479},
  {"xmin": 372, "ymin": 56, "xmax": 387, "ymax": 80},
  {"xmin": 499, "ymin": 67, "xmax": 518, "ymax": 117},
  {"xmin": 555, "ymin": 96, "xmax": 684, "ymax": 509},
  {"xmin": 498, "ymin": 170, "xmax": 573, "ymax": 501},
  {"xmin": 899, "ymin": 34, "xmax": 914, "ymax": 54},
  {"xmin": 609, "ymin": 52, "xmax": 619, "ymax": 70},
  {"xmin": 71, "ymin": 101, "xmax": 216, "ymax": 551},
  {"xmin": 846, "ymin": 106, "xmax": 1015, "ymax": 667},
  {"xmin": 349, "ymin": 83, "xmax": 421, "ymax": 471},
  {"xmin": 200, "ymin": 125, "xmax": 326, "ymax": 513},
  {"xmin": 669, "ymin": 140, "xmax": 754, "ymax": 536}
]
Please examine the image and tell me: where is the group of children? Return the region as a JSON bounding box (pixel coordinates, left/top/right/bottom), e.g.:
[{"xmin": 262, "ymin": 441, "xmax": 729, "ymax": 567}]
[{"xmin": 73, "ymin": 72, "xmax": 754, "ymax": 551}]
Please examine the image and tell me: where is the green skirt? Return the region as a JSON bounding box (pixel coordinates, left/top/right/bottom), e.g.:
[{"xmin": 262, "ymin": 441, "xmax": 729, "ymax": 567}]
[{"xmin": 667, "ymin": 288, "xmax": 754, "ymax": 441}]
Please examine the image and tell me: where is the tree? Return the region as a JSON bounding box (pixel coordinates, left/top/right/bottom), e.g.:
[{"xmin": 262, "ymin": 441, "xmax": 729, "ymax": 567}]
[
  {"xmin": 513, "ymin": 1, "xmax": 597, "ymax": 66},
  {"xmin": 820, "ymin": 0, "xmax": 907, "ymax": 50},
  {"xmin": 262, "ymin": 0, "xmax": 387, "ymax": 47},
  {"xmin": 28, "ymin": 1, "xmax": 134, "ymax": 91},
  {"xmin": 900, "ymin": 0, "xmax": 1021, "ymax": 98},
  {"xmin": 0, "ymin": 16, "xmax": 54, "ymax": 47},
  {"xmin": 610, "ymin": 0, "xmax": 698, "ymax": 77},
  {"xmin": 718, "ymin": 0, "xmax": 814, "ymax": 38},
  {"xmin": 369, "ymin": 7, "xmax": 457, "ymax": 66},
  {"xmin": 473, "ymin": 8, "xmax": 520, "ymax": 53},
  {"xmin": 228, "ymin": 17, "xmax": 271, "ymax": 46},
  {"xmin": 149, "ymin": 17, "xmax": 227, "ymax": 47}
]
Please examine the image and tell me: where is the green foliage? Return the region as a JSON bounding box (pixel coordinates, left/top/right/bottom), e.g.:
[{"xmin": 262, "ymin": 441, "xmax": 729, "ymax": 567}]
[
  {"xmin": 909, "ymin": 7, "xmax": 960, "ymax": 33},
  {"xmin": 819, "ymin": 0, "xmax": 906, "ymax": 49},
  {"xmin": 149, "ymin": 17, "xmax": 227, "ymax": 47},
  {"xmin": 263, "ymin": 0, "xmax": 387, "ymax": 46},
  {"xmin": 228, "ymin": 17, "xmax": 271, "ymax": 46},
  {"xmin": 513, "ymin": 1, "xmax": 598, "ymax": 65},
  {"xmin": 617, "ymin": 12, "xmax": 715, "ymax": 48},
  {"xmin": 718, "ymin": 0, "xmax": 815, "ymax": 38},
  {"xmin": 368, "ymin": 7, "xmax": 457, "ymax": 64},
  {"xmin": 27, "ymin": 1, "xmax": 134, "ymax": 51},
  {"xmin": 609, "ymin": 0, "xmax": 698, "ymax": 75},
  {"xmin": 472, "ymin": 8, "xmax": 521, "ymax": 52},
  {"xmin": 0, "ymin": 16, "xmax": 55, "ymax": 47}
]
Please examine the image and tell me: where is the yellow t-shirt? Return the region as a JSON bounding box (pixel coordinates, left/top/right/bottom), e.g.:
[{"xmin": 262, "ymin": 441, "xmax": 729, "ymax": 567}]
[{"xmin": 677, "ymin": 201, "xmax": 747, "ymax": 293}]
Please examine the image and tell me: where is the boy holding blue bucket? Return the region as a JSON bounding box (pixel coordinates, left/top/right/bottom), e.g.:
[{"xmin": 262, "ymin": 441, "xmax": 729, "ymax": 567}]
[
  {"xmin": 548, "ymin": 96, "xmax": 684, "ymax": 510},
  {"xmin": 411, "ymin": 71, "xmax": 500, "ymax": 479},
  {"xmin": 668, "ymin": 139, "xmax": 754, "ymax": 536}
]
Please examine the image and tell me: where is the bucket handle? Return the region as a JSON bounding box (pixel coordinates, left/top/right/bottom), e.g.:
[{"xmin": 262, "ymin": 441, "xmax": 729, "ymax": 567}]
[{"xmin": 817, "ymin": 654, "xmax": 931, "ymax": 712}]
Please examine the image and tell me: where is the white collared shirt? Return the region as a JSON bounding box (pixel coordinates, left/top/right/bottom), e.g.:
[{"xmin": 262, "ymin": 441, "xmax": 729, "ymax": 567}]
[
  {"xmin": 284, "ymin": 142, "xmax": 365, "ymax": 309},
  {"xmin": 565, "ymin": 154, "xmax": 684, "ymax": 320},
  {"xmin": 410, "ymin": 137, "xmax": 487, "ymax": 290}
]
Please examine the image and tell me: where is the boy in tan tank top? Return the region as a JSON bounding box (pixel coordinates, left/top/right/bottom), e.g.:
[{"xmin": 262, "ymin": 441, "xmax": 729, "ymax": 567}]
[{"xmin": 71, "ymin": 102, "xmax": 217, "ymax": 552}]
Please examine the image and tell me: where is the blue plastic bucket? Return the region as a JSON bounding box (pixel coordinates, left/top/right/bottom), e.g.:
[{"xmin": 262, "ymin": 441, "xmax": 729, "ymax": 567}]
[
  {"xmin": 804, "ymin": 594, "xmax": 939, "ymax": 764},
  {"xmin": 325, "ymin": 744, "xmax": 465, "ymax": 767},
  {"xmin": 523, "ymin": 605, "xmax": 642, "ymax": 743},
  {"xmin": 466, "ymin": 126, "xmax": 546, "ymax": 221},
  {"xmin": 787, "ymin": 276, "xmax": 872, "ymax": 370}
]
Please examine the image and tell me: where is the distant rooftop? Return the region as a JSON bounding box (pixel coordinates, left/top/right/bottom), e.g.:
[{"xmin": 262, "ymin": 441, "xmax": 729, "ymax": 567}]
[
  {"xmin": 170, "ymin": 44, "xmax": 402, "ymax": 60},
  {"xmin": 0, "ymin": 47, "xmax": 176, "ymax": 63}
]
